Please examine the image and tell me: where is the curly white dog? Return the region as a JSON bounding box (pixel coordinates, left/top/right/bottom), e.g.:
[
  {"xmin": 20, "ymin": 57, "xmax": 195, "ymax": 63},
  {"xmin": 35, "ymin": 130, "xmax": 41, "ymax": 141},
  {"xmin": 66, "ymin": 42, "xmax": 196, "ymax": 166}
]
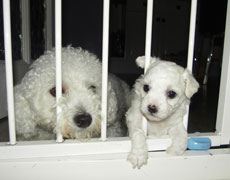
[
  {"xmin": 126, "ymin": 56, "xmax": 199, "ymax": 168},
  {"xmin": 14, "ymin": 47, "xmax": 130, "ymax": 141}
]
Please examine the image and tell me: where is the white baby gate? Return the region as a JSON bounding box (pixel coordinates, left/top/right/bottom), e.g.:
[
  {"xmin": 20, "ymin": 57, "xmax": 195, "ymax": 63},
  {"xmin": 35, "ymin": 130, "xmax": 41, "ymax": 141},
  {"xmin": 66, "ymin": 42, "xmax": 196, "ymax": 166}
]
[{"xmin": 0, "ymin": 0, "xmax": 230, "ymax": 179}]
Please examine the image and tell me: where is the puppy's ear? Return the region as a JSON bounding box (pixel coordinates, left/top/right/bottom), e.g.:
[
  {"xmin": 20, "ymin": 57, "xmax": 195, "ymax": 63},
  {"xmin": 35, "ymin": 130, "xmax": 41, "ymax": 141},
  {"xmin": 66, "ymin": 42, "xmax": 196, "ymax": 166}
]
[
  {"xmin": 136, "ymin": 56, "xmax": 159, "ymax": 69},
  {"xmin": 183, "ymin": 69, "xmax": 199, "ymax": 98}
]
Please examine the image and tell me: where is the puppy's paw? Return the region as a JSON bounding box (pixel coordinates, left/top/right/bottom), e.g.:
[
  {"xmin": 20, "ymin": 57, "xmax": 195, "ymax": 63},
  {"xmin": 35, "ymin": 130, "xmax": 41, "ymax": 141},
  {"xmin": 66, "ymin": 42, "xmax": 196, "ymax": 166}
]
[
  {"xmin": 166, "ymin": 145, "xmax": 185, "ymax": 156},
  {"xmin": 127, "ymin": 149, "xmax": 148, "ymax": 169}
]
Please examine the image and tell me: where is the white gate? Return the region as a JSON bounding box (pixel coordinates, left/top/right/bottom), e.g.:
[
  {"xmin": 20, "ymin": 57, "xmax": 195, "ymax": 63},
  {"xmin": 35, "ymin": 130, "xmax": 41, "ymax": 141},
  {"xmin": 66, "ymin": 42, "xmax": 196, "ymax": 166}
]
[{"xmin": 0, "ymin": 0, "xmax": 230, "ymax": 179}]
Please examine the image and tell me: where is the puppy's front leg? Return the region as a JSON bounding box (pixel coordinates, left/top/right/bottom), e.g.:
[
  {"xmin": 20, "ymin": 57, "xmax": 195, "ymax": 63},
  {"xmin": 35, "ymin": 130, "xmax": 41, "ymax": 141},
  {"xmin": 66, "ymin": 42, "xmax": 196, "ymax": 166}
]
[
  {"xmin": 167, "ymin": 121, "xmax": 187, "ymax": 155},
  {"xmin": 126, "ymin": 98, "xmax": 148, "ymax": 169}
]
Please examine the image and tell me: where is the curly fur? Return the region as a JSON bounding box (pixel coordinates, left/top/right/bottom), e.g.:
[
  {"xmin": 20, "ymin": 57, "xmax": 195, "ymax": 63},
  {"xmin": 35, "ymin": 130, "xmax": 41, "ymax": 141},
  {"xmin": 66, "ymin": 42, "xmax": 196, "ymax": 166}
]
[{"xmin": 14, "ymin": 47, "xmax": 130, "ymax": 141}]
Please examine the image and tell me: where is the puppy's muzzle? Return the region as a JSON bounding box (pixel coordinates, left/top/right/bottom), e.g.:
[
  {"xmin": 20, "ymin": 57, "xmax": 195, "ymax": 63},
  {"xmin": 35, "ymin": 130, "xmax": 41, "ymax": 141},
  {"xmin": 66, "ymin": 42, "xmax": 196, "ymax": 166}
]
[
  {"xmin": 74, "ymin": 113, "xmax": 92, "ymax": 128},
  {"xmin": 148, "ymin": 104, "xmax": 158, "ymax": 114}
]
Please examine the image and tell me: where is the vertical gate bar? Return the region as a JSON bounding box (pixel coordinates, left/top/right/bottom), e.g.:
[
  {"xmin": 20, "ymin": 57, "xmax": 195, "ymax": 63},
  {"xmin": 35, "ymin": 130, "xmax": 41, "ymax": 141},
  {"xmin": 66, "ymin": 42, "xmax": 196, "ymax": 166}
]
[
  {"xmin": 216, "ymin": 0, "xmax": 230, "ymax": 144},
  {"xmin": 144, "ymin": 0, "xmax": 154, "ymax": 73},
  {"xmin": 183, "ymin": 0, "xmax": 198, "ymax": 129},
  {"xmin": 55, "ymin": 0, "xmax": 63, "ymax": 143},
  {"xmin": 101, "ymin": 0, "xmax": 110, "ymax": 141},
  {"xmin": 21, "ymin": 0, "xmax": 31, "ymax": 64},
  {"xmin": 45, "ymin": 0, "xmax": 53, "ymax": 51},
  {"xmin": 187, "ymin": 0, "xmax": 197, "ymax": 71},
  {"xmin": 143, "ymin": 0, "xmax": 154, "ymax": 136},
  {"xmin": 3, "ymin": 0, "xmax": 16, "ymax": 145}
]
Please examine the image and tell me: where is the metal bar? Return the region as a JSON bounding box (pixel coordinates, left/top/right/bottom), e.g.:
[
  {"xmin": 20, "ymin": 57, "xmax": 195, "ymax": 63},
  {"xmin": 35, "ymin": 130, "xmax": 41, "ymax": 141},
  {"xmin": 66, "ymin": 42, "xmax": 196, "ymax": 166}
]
[
  {"xmin": 216, "ymin": 0, "xmax": 230, "ymax": 144},
  {"xmin": 143, "ymin": 0, "xmax": 154, "ymax": 136},
  {"xmin": 187, "ymin": 0, "xmax": 197, "ymax": 71},
  {"xmin": 0, "ymin": 133, "xmax": 224, "ymax": 160},
  {"xmin": 144, "ymin": 0, "xmax": 153, "ymax": 73},
  {"xmin": 55, "ymin": 0, "xmax": 63, "ymax": 143},
  {"xmin": 21, "ymin": 0, "xmax": 31, "ymax": 64},
  {"xmin": 101, "ymin": 0, "xmax": 110, "ymax": 141},
  {"xmin": 183, "ymin": 0, "xmax": 198, "ymax": 129},
  {"xmin": 3, "ymin": 0, "xmax": 16, "ymax": 145},
  {"xmin": 45, "ymin": 0, "xmax": 53, "ymax": 51}
]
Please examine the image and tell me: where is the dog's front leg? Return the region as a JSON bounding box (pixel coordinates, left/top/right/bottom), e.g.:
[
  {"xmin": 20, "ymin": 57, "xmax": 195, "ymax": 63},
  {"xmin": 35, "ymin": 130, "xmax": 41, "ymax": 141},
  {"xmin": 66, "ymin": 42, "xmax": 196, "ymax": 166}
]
[
  {"xmin": 128, "ymin": 129, "xmax": 148, "ymax": 169},
  {"xmin": 167, "ymin": 121, "xmax": 187, "ymax": 155},
  {"xmin": 126, "ymin": 98, "xmax": 148, "ymax": 169}
]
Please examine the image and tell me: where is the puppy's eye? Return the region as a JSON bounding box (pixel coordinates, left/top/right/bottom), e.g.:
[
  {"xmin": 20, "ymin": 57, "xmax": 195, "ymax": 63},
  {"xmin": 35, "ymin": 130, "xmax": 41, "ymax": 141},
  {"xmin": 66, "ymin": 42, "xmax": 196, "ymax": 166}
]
[
  {"xmin": 49, "ymin": 87, "xmax": 66, "ymax": 97},
  {"xmin": 143, "ymin": 84, "xmax": 150, "ymax": 92},
  {"xmin": 167, "ymin": 91, "xmax": 176, "ymax": 99},
  {"xmin": 89, "ymin": 85, "xmax": 96, "ymax": 93}
]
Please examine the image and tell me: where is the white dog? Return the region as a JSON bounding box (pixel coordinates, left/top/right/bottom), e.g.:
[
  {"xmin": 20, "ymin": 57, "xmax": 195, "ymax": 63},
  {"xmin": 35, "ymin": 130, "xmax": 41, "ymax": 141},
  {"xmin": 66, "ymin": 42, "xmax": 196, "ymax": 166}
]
[
  {"xmin": 14, "ymin": 47, "xmax": 130, "ymax": 141},
  {"xmin": 126, "ymin": 56, "xmax": 199, "ymax": 168}
]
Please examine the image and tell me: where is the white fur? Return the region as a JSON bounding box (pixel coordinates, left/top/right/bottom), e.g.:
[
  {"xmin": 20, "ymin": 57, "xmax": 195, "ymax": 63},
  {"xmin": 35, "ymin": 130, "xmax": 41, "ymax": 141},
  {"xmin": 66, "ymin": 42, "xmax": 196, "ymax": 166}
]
[
  {"xmin": 14, "ymin": 47, "xmax": 130, "ymax": 140},
  {"xmin": 126, "ymin": 56, "xmax": 199, "ymax": 168}
]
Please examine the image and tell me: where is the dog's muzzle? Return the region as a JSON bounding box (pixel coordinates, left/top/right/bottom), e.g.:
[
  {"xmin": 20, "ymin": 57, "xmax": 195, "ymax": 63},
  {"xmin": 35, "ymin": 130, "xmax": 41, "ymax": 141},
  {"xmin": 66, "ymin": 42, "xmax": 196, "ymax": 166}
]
[{"xmin": 74, "ymin": 113, "xmax": 92, "ymax": 128}]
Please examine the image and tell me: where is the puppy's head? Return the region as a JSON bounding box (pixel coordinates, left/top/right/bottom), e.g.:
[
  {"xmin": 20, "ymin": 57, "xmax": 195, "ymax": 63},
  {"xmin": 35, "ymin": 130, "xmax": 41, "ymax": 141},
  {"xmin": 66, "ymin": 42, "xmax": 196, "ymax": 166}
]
[{"xmin": 136, "ymin": 56, "xmax": 199, "ymax": 122}]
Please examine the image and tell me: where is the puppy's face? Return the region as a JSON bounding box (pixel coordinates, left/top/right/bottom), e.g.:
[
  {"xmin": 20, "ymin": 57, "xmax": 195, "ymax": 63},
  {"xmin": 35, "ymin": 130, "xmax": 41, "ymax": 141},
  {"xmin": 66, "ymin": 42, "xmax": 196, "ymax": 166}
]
[{"xmin": 137, "ymin": 60, "xmax": 198, "ymax": 122}]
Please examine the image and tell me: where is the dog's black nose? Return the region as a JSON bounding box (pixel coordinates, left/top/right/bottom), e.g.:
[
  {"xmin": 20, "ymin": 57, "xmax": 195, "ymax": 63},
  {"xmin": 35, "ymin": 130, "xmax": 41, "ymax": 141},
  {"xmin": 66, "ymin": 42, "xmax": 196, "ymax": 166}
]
[
  {"xmin": 74, "ymin": 113, "xmax": 92, "ymax": 128},
  {"xmin": 148, "ymin": 105, "xmax": 158, "ymax": 114}
]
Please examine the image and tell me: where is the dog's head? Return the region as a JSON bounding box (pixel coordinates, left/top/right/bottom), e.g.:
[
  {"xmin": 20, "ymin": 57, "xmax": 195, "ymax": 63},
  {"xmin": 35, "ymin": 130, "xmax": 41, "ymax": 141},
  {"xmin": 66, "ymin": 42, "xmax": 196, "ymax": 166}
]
[
  {"xmin": 135, "ymin": 56, "xmax": 199, "ymax": 122},
  {"xmin": 21, "ymin": 47, "xmax": 104, "ymax": 139}
]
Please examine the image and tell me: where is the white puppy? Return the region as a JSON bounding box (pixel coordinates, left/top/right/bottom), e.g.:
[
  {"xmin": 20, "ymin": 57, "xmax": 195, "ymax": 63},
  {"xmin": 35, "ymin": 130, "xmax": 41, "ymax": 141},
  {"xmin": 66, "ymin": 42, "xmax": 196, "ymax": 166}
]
[
  {"xmin": 126, "ymin": 56, "xmax": 199, "ymax": 168},
  {"xmin": 14, "ymin": 47, "xmax": 130, "ymax": 140}
]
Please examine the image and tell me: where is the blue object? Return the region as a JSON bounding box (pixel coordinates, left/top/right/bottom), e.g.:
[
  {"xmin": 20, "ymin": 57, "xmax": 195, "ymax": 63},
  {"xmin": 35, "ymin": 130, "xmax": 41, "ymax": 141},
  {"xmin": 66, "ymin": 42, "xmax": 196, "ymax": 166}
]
[{"xmin": 188, "ymin": 137, "xmax": 211, "ymax": 150}]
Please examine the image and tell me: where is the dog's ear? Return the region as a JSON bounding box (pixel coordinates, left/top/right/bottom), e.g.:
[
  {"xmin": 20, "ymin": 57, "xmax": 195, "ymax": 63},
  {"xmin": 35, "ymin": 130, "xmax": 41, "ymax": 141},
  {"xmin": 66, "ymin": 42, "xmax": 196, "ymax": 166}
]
[
  {"xmin": 136, "ymin": 56, "xmax": 159, "ymax": 69},
  {"xmin": 183, "ymin": 69, "xmax": 199, "ymax": 99}
]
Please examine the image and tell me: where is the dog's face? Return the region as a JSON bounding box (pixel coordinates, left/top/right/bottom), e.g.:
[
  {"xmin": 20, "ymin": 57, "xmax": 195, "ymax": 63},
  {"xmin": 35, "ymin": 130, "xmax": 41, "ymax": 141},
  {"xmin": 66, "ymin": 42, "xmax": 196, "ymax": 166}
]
[
  {"xmin": 136, "ymin": 56, "xmax": 199, "ymax": 122},
  {"xmin": 24, "ymin": 49, "xmax": 103, "ymax": 139},
  {"xmin": 55, "ymin": 73, "xmax": 103, "ymax": 139}
]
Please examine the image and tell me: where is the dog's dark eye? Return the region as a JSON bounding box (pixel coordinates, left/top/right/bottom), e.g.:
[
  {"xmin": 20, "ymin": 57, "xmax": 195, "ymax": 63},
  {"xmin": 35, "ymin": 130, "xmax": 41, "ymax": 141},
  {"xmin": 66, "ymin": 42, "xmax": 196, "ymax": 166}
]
[
  {"xmin": 143, "ymin": 84, "xmax": 150, "ymax": 93},
  {"xmin": 49, "ymin": 87, "xmax": 66, "ymax": 97},
  {"xmin": 50, "ymin": 87, "xmax": 56, "ymax": 97},
  {"xmin": 89, "ymin": 85, "xmax": 96, "ymax": 93},
  {"xmin": 167, "ymin": 91, "xmax": 176, "ymax": 99}
]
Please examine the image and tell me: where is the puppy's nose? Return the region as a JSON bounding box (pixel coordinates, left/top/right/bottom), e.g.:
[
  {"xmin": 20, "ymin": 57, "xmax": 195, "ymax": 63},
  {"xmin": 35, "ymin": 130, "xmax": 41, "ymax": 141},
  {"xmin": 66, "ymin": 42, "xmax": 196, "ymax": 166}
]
[
  {"xmin": 74, "ymin": 113, "xmax": 92, "ymax": 128},
  {"xmin": 148, "ymin": 104, "xmax": 158, "ymax": 114}
]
